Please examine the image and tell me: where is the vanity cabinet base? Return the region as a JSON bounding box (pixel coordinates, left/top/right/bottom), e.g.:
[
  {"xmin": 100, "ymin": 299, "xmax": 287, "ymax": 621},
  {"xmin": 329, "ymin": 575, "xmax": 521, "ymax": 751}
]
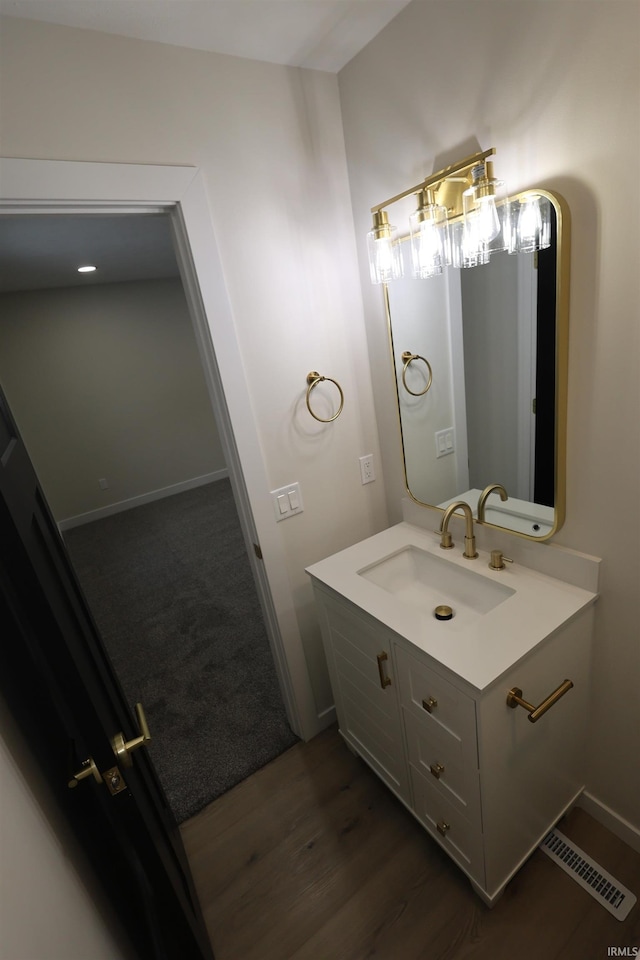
[{"xmin": 311, "ymin": 579, "xmax": 594, "ymax": 906}]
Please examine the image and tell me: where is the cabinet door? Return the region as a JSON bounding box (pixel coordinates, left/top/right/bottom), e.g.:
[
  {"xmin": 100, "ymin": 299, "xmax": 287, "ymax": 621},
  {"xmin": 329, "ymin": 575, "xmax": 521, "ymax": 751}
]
[
  {"xmin": 477, "ymin": 610, "xmax": 593, "ymax": 897},
  {"xmin": 314, "ymin": 590, "xmax": 409, "ymax": 803}
]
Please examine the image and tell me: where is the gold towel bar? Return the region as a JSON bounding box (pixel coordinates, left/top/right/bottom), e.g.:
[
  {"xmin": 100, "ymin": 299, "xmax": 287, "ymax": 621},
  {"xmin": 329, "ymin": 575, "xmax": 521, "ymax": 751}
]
[
  {"xmin": 401, "ymin": 351, "xmax": 433, "ymax": 397},
  {"xmin": 507, "ymin": 679, "xmax": 573, "ymax": 723},
  {"xmin": 306, "ymin": 371, "xmax": 344, "ymax": 423}
]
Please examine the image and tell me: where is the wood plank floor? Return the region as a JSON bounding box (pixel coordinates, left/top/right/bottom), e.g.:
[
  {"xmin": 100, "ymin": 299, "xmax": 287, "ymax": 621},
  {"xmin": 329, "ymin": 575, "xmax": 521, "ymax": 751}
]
[{"xmin": 181, "ymin": 726, "xmax": 640, "ymax": 959}]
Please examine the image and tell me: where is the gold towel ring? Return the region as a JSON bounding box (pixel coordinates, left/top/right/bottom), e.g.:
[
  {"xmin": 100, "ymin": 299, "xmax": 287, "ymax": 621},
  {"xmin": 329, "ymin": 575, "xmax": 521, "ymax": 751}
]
[
  {"xmin": 401, "ymin": 351, "xmax": 433, "ymax": 397},
  {"xmin": 306, "ymin": 371, "xmax": 344, "ymax": 423}
]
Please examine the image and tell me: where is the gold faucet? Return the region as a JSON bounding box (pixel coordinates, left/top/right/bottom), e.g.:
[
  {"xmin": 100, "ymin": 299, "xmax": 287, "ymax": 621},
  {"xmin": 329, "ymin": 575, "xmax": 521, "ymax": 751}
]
[
  {"xmin": 439, "ymin": 501, "xmax": 478, "ymax": 559},
  {"xmin": 477, "ymin": 483, "xmax": 508, "ymax": 523}
]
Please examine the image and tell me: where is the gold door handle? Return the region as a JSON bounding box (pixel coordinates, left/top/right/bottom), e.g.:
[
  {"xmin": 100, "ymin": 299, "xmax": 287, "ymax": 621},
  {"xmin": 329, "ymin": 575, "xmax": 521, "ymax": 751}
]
[
  {"xmin": 68, "ymin": 756, "xmax": 103, "ymax": 789},
  {"xmin": 376, "ymin": 652, "xmax": 392, "ymax": 689},
  {"xmin": 506, "ymin": 679, "xmax": 573, "ymax": 723},
  {"xmin": 422, "ymin": 696, "xmax": 438, "ymax": 713},
  {"xmin": 429, "ymin": 762, "xmax": 445, "ymax": 780},
  {"xmin": 112, "ymin": 702, "xmax": 152, "ymax": 767}
]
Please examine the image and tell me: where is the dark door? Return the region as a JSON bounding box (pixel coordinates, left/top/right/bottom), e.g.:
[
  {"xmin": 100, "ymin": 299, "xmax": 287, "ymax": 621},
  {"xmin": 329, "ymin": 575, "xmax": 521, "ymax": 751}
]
[{"xmin": 0, "ymin": 387, "xmax": 214, "ymax": 960}]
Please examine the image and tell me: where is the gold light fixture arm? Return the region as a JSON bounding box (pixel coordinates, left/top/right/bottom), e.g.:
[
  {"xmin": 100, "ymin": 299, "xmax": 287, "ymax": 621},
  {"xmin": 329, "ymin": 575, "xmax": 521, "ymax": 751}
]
[
  {"xmin": 111, "ymin": 702, "xmax": 152, "ymax": 767},
  {"xmin": 507, "ymin": 680, "xmax": 573, "ymax": 723},
  {"xmin": 371, "ymin": 147, "xmax": 495, "ymax": 216}
]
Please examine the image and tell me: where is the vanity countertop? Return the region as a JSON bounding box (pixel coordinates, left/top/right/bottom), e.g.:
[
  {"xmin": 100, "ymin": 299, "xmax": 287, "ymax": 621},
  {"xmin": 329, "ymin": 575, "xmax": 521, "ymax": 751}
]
[{"xmin": 306, "ymin": 522, "xmax": 598, "ymax": 693}]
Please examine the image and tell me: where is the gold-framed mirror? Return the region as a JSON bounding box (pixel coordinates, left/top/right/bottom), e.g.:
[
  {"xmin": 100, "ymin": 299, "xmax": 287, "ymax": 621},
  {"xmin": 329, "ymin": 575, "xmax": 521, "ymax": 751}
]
[{"xmin": 384, "ymin": 188, "xmax": 570, "ymax": 540}]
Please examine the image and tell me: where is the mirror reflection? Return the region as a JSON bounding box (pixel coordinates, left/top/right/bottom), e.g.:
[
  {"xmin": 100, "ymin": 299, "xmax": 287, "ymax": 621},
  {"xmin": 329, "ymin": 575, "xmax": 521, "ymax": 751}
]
[{"xmin": 385, "ymin": 190, "xmax": 568, "ymax": 540}]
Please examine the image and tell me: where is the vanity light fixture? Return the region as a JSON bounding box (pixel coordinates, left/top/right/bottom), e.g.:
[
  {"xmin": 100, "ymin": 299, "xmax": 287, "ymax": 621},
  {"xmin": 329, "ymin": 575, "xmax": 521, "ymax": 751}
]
[
  {"xmin": 77, "ymin": 264, "xmax": 97, "ymax": 273},
  {"xmin": 367, "ymin": 147, "xmax": 551, "ymax": 283}
]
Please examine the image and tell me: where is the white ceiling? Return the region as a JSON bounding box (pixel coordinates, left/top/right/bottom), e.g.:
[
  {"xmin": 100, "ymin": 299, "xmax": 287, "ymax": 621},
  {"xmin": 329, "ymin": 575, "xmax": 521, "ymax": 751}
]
[
  {"xmin": 0, "ymin": 0, "xmax": 411, "ymax": 72},
  {"xmin": 0, "ymin": 214, "xmax": 180, "ymax": 293}
]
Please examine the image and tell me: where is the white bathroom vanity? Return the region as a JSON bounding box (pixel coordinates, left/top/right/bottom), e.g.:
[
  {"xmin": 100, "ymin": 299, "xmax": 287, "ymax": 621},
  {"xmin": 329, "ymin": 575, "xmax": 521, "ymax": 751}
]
[{"xmin": 307, "ymin": 521, "xmax": 599, "ymax": 904}]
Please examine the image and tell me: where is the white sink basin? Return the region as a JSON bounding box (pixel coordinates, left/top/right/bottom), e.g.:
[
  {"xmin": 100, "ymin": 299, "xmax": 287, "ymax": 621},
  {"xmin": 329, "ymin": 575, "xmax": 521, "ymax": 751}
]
[
  {"xmin": 307, "ymin": 522, "xmax": 599, "ymax": 690},
  {"xmin": 358, "ymin": 545, "xmax": 515, "ymax": 620}
]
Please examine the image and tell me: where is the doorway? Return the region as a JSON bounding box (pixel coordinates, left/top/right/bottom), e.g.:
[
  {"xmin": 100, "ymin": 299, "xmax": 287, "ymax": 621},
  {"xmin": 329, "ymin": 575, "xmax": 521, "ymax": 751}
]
[{"xmin": 0, "ymin": 201, "xmax": 297, "ymax": 812}]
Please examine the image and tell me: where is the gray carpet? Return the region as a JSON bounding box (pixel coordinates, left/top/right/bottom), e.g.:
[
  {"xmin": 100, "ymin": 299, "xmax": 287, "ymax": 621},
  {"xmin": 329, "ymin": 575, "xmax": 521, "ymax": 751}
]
[{"xmin": 63, "ymin": 479, "xmax": 298, "ymax": 823}]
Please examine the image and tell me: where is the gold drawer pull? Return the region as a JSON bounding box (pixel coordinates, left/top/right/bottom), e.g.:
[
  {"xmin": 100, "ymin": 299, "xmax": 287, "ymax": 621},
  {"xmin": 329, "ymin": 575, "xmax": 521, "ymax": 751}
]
[
  {"xmin": 429, "ymin": 762, "xmax": 445, "ymax": 780},
  {"xmin": 422, "ymin": 696, "xmax": 438, "ymax": 713},
  {"xmin": 437, "ymin": 820, "xmax": 450, "ymax": 837},
  {"xmin": 506, "ymin": 679, "xmax": 573, "ymax": 723},
  {"xmin": 376, "ymin": 651, "xmax": 391, "ymax": 689}
]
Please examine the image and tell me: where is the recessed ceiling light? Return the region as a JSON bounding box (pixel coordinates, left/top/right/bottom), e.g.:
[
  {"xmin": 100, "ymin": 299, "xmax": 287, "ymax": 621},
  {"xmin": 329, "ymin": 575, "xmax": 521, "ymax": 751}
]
[{"xmin": 77, "ymin": 265, "xmax": 97, "ymax": 273}]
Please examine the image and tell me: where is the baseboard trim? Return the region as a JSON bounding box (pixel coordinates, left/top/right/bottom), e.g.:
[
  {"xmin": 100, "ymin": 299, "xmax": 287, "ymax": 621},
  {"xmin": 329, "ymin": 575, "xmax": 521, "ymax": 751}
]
[
  {"xmin": 577, "ymin": 791, "xmax": 640, "ymax": 854},
  {"xmin": 58, "ymin": 470, "xmax": 229, "ymax": 531},
  {"xmin": 315, "ymin": 704, "xmax": 337, "ymax": 733}
]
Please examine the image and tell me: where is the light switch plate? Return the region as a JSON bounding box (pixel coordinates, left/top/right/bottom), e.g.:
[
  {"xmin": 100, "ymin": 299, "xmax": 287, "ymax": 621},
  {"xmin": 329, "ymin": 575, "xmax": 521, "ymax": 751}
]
[
  {"xmin": 435, "ymin": 428, "xmax": 455, "ymax": 459},
  {"xmin": 271, "ymin": 482, "xmax": 304, "ymax": 521}
]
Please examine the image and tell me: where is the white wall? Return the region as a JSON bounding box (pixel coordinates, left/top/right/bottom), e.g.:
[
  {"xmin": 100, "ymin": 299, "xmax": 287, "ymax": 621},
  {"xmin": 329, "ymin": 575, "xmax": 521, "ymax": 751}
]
[
  {"xmin": 0, "ymin": 278, "xmax": 226, "ymax": 523},
  {"xmin": 0, "ymin": 702, "xmax": 134, "ymax": 960},
  {"xmin": 338, "ymin": 0, "xmax": 640, "ymax": 836}
]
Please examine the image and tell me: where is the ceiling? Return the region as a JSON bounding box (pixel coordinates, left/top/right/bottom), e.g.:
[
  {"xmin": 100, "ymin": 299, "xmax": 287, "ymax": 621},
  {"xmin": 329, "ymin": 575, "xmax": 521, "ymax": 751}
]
[
  {"xmin": 0, "ymin": 0, "xmax": 411, "ymax": 72},
  {"xmin": 0, "ymin": 214, "xmax": 180, "ymax": 294},
  {"xmin": 0, "ymin": 1, "xmax": 411, "ymax": 294}
]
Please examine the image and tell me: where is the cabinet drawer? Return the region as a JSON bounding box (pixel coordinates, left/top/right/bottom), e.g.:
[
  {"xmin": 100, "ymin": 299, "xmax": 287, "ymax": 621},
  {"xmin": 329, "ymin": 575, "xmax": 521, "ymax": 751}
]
[
  {"xmin": 395, "ymin": 643, "xmax": 476, "ymax": 747},
  {"xmin": 410, "ymin": 764, "xmax": 484, "ymax": 885},
  {"xmin": 404, "ymin": 710, "xmax": 480, "ymax": 824}
]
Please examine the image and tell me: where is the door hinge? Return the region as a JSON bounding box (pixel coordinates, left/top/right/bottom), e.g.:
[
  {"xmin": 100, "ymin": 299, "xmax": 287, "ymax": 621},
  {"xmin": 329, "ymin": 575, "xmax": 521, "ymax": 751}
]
[
  {"xmin": 253, "ymin": 542, "xmax": 263, "ymax": 560},
  {"xmin": 532, "ymin": 398, "xmax": 537, "ymax": 415}
]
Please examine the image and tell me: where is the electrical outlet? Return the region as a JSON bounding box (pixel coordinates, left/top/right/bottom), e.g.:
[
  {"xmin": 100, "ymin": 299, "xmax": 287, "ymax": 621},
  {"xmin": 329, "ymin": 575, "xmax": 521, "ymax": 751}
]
[
  {"xmin": 98, "ymin": 478, "xmax": 109, "ymax": 490},
  {"xmin": 359, "ymin": 454, "xmax": 375, "ymax": 484}
]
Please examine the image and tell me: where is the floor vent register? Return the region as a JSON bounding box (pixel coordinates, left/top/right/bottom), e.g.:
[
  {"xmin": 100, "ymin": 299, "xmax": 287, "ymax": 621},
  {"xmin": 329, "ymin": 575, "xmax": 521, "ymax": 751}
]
[{"xmin": 540, "ymin": 828, "xmax": 637, "ymax": 921}]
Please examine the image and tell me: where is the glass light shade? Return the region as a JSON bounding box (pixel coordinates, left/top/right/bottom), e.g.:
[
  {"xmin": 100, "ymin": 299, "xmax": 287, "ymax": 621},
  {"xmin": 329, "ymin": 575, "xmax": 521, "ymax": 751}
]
[
  {"xmin": 461, "ymin": 213, "xmax": 481, "ymax": 268},
  {"xmin": 517, "ymin": 195, "xmax": 543, "ymax": 252},
  {"xmin": 409, "ymin": 197, "xmax": 448, "ymax": 279},
  {"xmin": 462, "ymin": 162, "xmax": 508, "ymax": 264},
  {"xmin": 367, "ymin": 212, "xmax": 403, "ymax": 284},
  {"xmin": 518, "ymin": 194, "xmax": 552, "ymax": 252},
  {"xmin": 446, "ymin": 220, "xmax": 464, "ymax": 269},
  {"xmin": 475, "ymin": 194, "xmax": 501, "ymax": 245},
  {"xmin": 501, "ymin": 200, "xmax": 518, "ymax": 254},
  {"xmin": 460, "ymin": 191, "xmax": 491, "ymax": 268}
]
